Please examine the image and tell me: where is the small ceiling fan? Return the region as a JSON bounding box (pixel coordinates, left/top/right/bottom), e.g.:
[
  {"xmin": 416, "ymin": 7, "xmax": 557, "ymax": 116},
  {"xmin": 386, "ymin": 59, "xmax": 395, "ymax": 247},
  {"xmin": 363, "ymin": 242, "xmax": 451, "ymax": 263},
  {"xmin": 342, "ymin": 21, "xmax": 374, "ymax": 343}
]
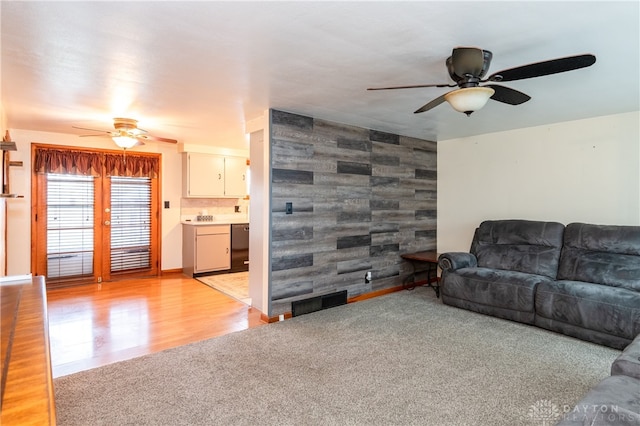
[
  {"xmin": 367, "ymin": 47, "xmax": 596, "ymax": 116},
  {"xmin": 73, "ymin": 117, "xmax": 178, "ymax": 149}
]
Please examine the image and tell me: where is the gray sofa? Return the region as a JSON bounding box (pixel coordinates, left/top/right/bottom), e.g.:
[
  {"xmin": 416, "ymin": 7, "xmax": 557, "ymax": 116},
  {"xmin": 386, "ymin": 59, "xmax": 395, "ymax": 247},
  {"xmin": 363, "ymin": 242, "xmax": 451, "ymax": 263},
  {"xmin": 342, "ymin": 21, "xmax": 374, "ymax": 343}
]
[
  {"xmin": 438, "ymin": 219, "xmax": 640, "ymax": 425},
  {"xmin": 438, "ymin": 219, "xmax": 640, "ymax": 349}
]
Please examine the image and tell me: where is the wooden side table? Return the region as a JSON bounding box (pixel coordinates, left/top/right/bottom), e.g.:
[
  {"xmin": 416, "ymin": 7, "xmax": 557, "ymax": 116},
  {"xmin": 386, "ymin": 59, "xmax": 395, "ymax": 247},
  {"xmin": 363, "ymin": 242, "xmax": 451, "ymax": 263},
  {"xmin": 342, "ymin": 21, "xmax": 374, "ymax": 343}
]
[{"xmin": 401, "ymin": 251, "xmax": 440, "ymax": 297}]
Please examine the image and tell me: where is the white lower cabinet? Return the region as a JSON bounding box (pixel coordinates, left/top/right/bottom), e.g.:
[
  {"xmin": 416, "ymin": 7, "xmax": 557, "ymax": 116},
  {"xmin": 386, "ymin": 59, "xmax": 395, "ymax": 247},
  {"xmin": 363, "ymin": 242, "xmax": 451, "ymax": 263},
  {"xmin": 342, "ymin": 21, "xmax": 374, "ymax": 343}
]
[{"xmin": 182, "ymin": 224, "xmax": 230, "ymax": 276}]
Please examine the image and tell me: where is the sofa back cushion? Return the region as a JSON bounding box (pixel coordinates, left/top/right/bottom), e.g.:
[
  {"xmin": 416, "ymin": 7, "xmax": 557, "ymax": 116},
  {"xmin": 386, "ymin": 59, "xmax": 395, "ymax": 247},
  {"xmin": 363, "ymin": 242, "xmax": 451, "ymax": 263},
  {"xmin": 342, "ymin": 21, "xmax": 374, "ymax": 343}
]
[
  {"xmin": 557, "ymin": 223, "xmax": 640, "ymax": 291},
  {"xmin": 470, "ymin": 220, "xmax": 565, "ymax": 278}
]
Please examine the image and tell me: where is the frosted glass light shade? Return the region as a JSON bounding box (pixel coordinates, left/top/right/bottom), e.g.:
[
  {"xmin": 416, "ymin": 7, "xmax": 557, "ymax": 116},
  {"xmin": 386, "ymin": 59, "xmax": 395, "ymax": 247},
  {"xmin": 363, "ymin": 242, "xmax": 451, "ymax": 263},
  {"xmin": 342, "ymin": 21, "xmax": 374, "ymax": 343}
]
[
  {"xmin": 444, "ymin": 87, "xmax": 495, "ymax": 114},
  {"xmin": 112, "ymin": 136, "xmax": 138, "ymax": 149}
]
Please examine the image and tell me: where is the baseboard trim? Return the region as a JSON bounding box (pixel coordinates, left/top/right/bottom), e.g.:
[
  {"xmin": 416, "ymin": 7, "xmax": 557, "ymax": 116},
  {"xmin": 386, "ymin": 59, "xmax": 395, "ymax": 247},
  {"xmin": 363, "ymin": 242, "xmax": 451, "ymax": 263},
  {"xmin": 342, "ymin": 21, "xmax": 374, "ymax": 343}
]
[
  {"xmin": 262, "ymin": 312, "xmax": 292, "ymax": 323},
  {"xmin": 265, "ymin": 284, "xmax": 406, "ymax": 323},
  {"xmin": 347, "ymin": 284, "xmax": 405, "ymax": 303},
  {"xmin": 161, "ymin": 268, "xmax": 184, "ymax": 276}
]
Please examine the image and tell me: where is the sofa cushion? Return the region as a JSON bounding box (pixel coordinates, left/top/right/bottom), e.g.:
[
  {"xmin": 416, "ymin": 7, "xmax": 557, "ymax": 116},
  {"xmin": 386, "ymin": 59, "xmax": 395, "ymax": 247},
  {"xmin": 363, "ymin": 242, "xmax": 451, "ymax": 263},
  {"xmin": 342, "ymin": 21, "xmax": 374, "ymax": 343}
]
[
  {"xmin": 612, "ymin": 334, "xmax": 640, "ymax": 380},
  {"xmin": 558, "ymin": 223, "xmax": 640, "ymax": 291},
  {"xmin": 442, "ymin": 267, "xmax": 551, "ymax": 315},
  {"xmin": 471, "ymin": 220, "xmax": 565, "ymax": 278},
  {"xmin": 556, "ymin": 375, "xmax": 640, "ymax": 425},
  {"xmin": 536, "ymin": 280, "xmax": 640, "ymax": 342}
]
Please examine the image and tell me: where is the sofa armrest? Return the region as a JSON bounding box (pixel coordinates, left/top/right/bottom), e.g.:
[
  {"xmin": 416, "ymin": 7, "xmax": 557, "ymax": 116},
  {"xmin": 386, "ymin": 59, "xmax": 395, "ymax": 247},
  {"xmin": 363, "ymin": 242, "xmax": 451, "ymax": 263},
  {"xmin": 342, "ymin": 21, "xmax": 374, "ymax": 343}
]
[
  {"xmin": 438, "ymin": 252, "xmax": 477, "ymax": 272},
  {"xmin": 611, "ymin": 334, "xmax": 640, "ymax": 380}
]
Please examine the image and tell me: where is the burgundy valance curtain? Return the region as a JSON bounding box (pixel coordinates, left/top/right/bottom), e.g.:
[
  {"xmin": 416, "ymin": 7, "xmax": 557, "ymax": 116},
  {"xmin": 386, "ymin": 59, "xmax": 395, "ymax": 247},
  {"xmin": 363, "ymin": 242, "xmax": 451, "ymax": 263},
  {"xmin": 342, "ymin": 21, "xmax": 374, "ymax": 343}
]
[
  {"xmin": 33, "ymin": 148, "xmax": 103, "ymax": 176},
  {"xmin": 34, "ymin": 147, "xmax": 159, "ymax": 178},
  {"xmin": 103, "ymin": 154, "xmax": 159, "ymax": 178}
]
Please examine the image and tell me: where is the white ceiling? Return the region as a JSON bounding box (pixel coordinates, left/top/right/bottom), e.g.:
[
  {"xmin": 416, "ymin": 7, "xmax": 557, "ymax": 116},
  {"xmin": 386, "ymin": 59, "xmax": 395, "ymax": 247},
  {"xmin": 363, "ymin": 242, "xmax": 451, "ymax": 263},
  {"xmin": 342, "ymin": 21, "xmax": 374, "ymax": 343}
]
[{"xmin": 1, "ymin": 1, "xmax": 638, "ymax": 150}]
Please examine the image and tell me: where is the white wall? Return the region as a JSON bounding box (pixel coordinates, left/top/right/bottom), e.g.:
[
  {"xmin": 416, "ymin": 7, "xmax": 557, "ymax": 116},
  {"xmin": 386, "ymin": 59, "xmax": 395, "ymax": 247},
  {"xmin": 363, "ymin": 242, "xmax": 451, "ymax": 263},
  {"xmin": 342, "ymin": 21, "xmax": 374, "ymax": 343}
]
[
  {"xmin": 0, "ymin": 103, "xmax": 6, "ymax": 275},
  {"xmin": 5, "ymin": 129, "xmax": 184, "ymax": 275},
  {"xmin": 437, "ymin": 111, "xmax": 640, "ymax": 253},
  {"xmin": 247, "ymin": 112, "xmax": 270, "ymax": 315}
]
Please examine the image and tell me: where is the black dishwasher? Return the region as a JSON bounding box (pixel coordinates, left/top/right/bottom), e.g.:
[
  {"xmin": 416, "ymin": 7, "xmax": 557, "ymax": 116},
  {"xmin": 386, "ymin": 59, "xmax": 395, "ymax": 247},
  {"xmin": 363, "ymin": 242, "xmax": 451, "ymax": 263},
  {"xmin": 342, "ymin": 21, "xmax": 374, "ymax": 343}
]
[{"xmin": 230, "ymin": 224, "xmax": 249, "ymax": 272}]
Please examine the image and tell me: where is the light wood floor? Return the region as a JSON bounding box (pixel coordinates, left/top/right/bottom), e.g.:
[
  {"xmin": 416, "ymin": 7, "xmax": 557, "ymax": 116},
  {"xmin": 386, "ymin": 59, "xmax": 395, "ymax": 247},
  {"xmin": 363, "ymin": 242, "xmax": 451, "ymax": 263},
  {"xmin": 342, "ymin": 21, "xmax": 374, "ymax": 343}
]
[{"xmin": 46, "ymin": 273, "xmax": 265, "ymax": 378}]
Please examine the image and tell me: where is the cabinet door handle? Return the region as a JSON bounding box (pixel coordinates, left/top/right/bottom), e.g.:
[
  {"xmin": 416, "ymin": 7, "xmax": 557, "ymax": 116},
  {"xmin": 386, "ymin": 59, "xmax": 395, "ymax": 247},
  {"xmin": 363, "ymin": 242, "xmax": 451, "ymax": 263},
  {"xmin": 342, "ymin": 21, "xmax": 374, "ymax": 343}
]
[
  {"xmin": 218, "ymin": 173, "xmax": 222, "ymax": 180},
  {"xmin": 226, "ymin": 247, "xmax": 229, "ymax": 254}
]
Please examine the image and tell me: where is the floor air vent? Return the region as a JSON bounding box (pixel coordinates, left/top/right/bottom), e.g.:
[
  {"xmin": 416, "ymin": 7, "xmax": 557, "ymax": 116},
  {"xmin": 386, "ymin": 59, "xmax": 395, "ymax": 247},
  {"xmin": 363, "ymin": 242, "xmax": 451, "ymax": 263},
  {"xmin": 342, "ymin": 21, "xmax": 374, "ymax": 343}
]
[{"xmin": 291, "ymin": 290, "xmax": 348, "ymax": 317}]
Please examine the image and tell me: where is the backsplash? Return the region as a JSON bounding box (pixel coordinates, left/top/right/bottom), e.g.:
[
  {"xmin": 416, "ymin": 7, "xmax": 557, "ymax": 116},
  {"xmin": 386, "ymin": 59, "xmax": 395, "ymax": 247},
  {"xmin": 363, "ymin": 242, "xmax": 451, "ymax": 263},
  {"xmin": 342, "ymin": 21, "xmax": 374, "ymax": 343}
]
[{"xmin": 181, "ymin": 197, "xmax": 249, "ymax": 222}]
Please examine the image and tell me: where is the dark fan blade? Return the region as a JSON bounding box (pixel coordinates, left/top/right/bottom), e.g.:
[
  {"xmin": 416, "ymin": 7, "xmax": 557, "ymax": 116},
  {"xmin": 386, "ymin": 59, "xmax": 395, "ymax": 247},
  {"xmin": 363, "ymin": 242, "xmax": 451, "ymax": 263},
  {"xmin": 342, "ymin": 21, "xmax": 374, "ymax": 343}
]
[
  {"xmin": 72, "ymin": 125, "xmax": 111, "ymax": 134},
  {"xmin": 140, "ymin": 134, "xmax": 178, "ymax": 144},
  {"xmin": 485, "ymin": 84, "xmax": 531, "ymax": 105},
  {"xmin": 487, "ymin": 54, "xmax": 596, "ymax": 82},
  {"xmin": 367, "ymin": 83, "xmax": 455, "ymax": 91},
  {"xmin": 451, "ymin": 47, "xmax": 485, "ymax": 77},
  {"xmin": 414, "ymin": 94, "xmax": 447, "ymax": 114}
]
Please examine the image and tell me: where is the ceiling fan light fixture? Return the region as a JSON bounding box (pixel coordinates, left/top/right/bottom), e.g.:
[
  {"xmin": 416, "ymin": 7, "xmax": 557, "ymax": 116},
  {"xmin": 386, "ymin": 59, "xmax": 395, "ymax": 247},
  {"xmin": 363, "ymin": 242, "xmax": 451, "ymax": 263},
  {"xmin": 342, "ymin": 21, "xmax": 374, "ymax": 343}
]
[
  {"xmin": 444, "ymin": 86, "xmax": 495, "ymax": 115},
  {"xmin": 112, "ymin": 135, "xmax": 138, "ymax": 149}
]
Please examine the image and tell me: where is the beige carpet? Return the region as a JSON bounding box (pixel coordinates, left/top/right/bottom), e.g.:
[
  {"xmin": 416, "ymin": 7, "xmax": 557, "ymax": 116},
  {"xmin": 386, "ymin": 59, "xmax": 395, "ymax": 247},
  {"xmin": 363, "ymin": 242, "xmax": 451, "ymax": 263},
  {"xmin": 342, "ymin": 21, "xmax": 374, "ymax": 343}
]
[
  {"xmin": 54, "ymin": 287, "xmax": 621, "ymax": 425},
  {"xmin": 196, "ymin": 271, "xmax": 250, "ymax": 305}
]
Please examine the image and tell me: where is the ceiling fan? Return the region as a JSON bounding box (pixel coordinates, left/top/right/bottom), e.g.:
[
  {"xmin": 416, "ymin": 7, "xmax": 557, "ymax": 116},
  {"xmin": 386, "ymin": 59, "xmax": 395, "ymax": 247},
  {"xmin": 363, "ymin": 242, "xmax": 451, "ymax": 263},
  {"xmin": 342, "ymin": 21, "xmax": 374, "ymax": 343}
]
[
  {"xmin": 367, "ymin": 47, "xmax": 596, "ymax": 116},
  {"xmin": 73, "ymin": 117, "xmax": 178, "ymax": 149}
]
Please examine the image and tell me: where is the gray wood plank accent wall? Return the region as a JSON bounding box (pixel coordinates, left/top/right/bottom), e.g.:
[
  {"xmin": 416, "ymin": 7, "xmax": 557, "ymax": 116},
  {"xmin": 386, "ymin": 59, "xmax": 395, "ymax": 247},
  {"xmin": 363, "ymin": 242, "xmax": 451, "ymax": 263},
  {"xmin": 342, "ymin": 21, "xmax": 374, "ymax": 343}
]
[{"xmin": 269, "ymin": 109, "xmax": 437, "ymax": 316}]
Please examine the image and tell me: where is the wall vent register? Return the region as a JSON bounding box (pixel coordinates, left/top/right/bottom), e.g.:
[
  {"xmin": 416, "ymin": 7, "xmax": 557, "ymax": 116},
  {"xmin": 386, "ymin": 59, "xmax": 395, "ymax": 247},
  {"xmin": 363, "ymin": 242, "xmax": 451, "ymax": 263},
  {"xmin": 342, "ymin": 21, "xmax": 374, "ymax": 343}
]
[{"xmin": 291, "ymin": 290, "xmax": 348, "ymax": 317}]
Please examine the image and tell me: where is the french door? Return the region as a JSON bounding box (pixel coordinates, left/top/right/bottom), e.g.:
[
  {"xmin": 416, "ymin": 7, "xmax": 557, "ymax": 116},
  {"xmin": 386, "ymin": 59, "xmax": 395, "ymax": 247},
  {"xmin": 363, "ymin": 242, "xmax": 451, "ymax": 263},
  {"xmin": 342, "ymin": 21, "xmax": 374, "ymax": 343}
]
[{"xmin": 32, "ymin": 145, "xmax": 160, "ymax": 287}]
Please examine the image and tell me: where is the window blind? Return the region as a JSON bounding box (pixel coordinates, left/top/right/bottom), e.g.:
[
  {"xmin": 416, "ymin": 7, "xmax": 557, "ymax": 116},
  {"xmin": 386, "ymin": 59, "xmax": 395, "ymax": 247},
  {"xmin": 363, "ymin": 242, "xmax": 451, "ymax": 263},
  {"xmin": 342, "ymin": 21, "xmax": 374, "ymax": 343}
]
[
  {"xmin": 110, "ymin": 176, "xmax": 152, "ymax": 272},
  {"xmin": 46, "ymin": 174, "xmax": 94, "ymax": 279}
]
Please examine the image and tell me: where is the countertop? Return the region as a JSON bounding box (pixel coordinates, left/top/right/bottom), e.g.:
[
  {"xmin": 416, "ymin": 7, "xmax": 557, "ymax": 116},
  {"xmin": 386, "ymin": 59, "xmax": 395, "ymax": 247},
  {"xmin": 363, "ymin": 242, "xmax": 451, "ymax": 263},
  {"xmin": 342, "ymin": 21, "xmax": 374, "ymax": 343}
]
[{"xmin": 181, "ymin": 215, "xmax": 249, "ymax": 226}]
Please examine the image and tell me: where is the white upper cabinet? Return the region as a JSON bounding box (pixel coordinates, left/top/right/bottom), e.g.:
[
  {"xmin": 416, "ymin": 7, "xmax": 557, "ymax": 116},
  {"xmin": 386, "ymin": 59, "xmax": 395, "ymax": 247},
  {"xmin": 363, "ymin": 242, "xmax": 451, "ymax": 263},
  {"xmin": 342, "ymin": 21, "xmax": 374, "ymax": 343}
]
[
  {"xmin": 182, "ymin": 153, "xmax": 247, "ymax": 198},
  {"xmin": 223, "ymin": 156, "xmax": 248, "ymax": 197},
  {"xmin": 183, "ymin": 153, "xmax": 225, "ymax": 197}
]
